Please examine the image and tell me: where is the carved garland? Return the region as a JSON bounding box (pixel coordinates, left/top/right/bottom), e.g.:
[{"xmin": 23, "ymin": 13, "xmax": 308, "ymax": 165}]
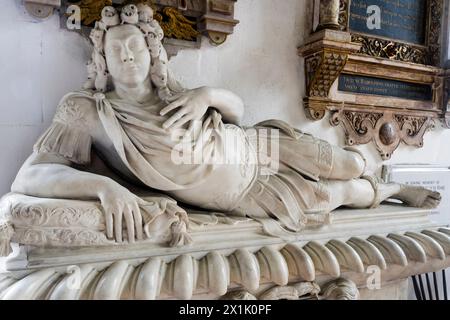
[{"xmin": 339, "ymin": 0, "xmax": 443, "ymax": 67}]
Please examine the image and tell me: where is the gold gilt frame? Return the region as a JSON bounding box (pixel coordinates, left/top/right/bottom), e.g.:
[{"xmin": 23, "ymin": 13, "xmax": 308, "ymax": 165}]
[
  {"xmin": 299, "ymin": 0, "xmax": 446, "ymax": 160},
  {"xmin": 340, "ymin": 0, "xmax": 443, "ymax": 66}
]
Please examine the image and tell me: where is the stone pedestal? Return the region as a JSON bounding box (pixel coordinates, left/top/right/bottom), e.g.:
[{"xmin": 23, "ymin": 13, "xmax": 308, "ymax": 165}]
[{"xmin": 0, "ymin": 202, "xmax": 449, "ymax": 300}]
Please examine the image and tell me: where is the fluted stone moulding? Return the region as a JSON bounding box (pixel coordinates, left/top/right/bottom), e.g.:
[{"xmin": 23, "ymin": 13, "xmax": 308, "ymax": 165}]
[{"xmin": 1, "ymin": 205, "xmax": 450, "ymax": 300}]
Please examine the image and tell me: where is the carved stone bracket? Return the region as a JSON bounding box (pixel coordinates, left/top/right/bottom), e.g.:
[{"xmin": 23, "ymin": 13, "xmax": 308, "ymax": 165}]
[
  {"xmin": 299, "ymin": 29, "xmax": 361, "ymax": 98},
  {"xmin": 331, "ymin": 109, "xmax": 435, "ymax": 160},
  {"xmin": 198, "ymin": 0, "xmax": 239, "ymax": 45},
  {"xmin": 305, "ymin": 50, "xmax": 348, "ymax": 98}
]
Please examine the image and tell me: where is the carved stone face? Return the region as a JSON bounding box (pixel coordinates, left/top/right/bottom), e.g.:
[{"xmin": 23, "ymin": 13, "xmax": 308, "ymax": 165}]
[{"xmin": 104, "ymin": 24, "xmax": 151, "ymax": 87}]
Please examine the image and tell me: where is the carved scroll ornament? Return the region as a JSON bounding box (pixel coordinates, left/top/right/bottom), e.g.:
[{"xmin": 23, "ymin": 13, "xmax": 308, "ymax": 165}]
[{"xmin": 331, "ymin": 109, "xmax": 435, "ymax": 160}]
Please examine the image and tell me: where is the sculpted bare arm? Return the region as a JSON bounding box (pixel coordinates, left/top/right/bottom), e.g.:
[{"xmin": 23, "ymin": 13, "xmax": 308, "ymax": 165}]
[{"xmin": 11, "ymin": 96, "xmax": 144, "ymax": 243}]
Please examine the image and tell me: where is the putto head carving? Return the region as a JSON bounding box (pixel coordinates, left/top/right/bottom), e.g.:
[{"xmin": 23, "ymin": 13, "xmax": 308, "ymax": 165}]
[
  {"xmin": 83, "ymin": 4, "xmax": 183, "ymax": 101},
  {"xmin": 137, "ymin": 3, "xmax": 154, "ymax": 23},
  {"xmin": 100, "ymin": 6, "xmax": 120, "ymax": 29},
  {"xmin": 120, "ymin": 4, "xmax": 139, "ymax": 25}
]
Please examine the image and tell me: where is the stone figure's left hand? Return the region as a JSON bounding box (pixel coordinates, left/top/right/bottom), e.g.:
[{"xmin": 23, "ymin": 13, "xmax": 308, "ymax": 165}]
[
  {"xmin": 140, "ymin": 196, "xmax": 192, "ymax": 247},
  {"xmin": 160, "ymin": 87, "xmax": 211, "ymax": 129}
]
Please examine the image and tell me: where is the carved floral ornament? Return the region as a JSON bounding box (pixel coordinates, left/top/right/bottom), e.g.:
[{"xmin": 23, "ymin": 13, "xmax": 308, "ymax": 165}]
[
  {"xmin": 23, "ymin": 0, "xmax": 240, "ymax": 46},
  {"xmin": 299, "ymin": 0, "xmax": 447, "ymax": 160}
]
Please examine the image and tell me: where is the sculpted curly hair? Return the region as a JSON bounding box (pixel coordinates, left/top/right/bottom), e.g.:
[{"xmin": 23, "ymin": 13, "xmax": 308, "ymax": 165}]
[{"xmin": 83, "ymin": 4, "xmax": 184, "ymax": 101}]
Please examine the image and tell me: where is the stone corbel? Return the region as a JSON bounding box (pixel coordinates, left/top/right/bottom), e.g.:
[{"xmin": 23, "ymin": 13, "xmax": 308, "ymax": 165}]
[
  {"xmin": 198, "ymin": 0, "xmax": 239, "ymax": 45},
  {"xmin": 298, "ymin": 29, "xmax": 361, "ymax": 120},
  {"xmin": 24, "ymin": 0, "xmax": 61, "ymax": 19},
  {"xmin": 330, "ymin": 109, "xmax": 436, "ymax": 160}
]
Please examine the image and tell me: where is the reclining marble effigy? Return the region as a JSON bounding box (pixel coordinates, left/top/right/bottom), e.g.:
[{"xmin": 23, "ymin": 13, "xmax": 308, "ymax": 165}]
[{"xmin": 0, "ymin": 3, "xmax": 443, "ymax": 258}]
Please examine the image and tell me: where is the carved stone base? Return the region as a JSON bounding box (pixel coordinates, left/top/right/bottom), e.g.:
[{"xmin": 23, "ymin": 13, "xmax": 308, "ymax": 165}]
[{"xmin": 1, "ymin": 205, "xmax": 449, "ymax": 300}]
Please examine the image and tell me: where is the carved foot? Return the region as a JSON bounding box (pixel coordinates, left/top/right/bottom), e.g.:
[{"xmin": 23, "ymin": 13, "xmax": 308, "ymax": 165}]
[{"xmin": 395, "ymin": 185, "xmax": 442, "ymax": 209}]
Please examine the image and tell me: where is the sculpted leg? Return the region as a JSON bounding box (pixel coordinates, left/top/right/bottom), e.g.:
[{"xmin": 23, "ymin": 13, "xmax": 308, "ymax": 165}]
[
  {"xmin": 326, "ymin": 179, "xmax": 375, "ymax": 211},
  {"xmin": 325, "ymin": 146, "xmax": 366, "ymax": 181},
  {"xmin": 325, "ymin": 177, "xmax": 442, "ymax": 211}
]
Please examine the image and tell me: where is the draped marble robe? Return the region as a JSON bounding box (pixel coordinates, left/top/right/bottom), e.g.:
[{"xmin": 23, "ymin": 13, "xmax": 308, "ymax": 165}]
[{"xmin": 33, "ymin": 91, "xmax": 333, "ymax": 239}]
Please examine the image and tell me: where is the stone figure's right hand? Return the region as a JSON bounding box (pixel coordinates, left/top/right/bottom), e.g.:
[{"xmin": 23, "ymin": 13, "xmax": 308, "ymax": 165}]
[{"xmin": 98, "ymin": 183, "xmax": 145, "ymax": 243}]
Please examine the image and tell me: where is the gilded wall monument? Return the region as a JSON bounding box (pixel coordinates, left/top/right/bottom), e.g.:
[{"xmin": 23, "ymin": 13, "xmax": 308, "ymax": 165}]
[{"xmin": 299, "ymin": 0, "xmax": 447, "ymax": 160}]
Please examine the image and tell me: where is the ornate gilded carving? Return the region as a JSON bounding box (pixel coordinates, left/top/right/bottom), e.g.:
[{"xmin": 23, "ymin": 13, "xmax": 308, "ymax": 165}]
[
  {"xmin": 72, "ymin": 0, "xmax": 199, "ymax": 41},
  {"xmin": 61, "ymin": 0, "xmax": 239, "ymax": 45},
  {"xmin": 306, "ymin": 50, "xmax": 348, "ymax": 98},
  {"xmin": 331, "ymin": 109, "xmax": 434, "ymax": 160},
  {"xmin": 158, "ymin": 7, "xmax": 199, "ymax": 41},
  {"xmin": 427, "ymin": 0, "xmax": 443, "ymax": 66},
  {"xmin": 351, "ymin": 35, "xmax": 428, "ymax": 65},
  {"xmin": 73, "ymin": 0, "xmax": 112, "ymax": 26},
  {"xmin": 338, "ymin": 0, "xmax": 348, "ymax": 30}
]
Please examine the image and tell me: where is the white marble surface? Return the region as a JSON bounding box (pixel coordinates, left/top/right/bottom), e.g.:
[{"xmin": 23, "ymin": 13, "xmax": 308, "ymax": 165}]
[{"xmin": 1, "ymin": 0, "xmax": 450, "ymax": 196}]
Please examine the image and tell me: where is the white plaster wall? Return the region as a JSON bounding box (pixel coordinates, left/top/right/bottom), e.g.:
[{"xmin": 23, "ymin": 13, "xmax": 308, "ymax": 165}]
[{"xmin": 1, "ymin": 0, "xmax": 450, "ymax": 195}]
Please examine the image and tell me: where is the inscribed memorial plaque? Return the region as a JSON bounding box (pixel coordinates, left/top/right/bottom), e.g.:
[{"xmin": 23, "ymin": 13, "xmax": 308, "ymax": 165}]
[
  {"xmin": 349, "ymin": 0, "xmax": 427, "ymax": 45},
  {"xmin": 382, "ymin": 165, "xmax": 450, "ymax": 225},
  {"xmin": 338, "ymin": 74, "xmax": 433, "ymax": 101}
]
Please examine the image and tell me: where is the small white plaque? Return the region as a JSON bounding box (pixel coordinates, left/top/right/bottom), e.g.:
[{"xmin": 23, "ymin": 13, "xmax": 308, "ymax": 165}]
[{"xmin": 382, "ymin": 165, "xmax": 450, "ymax": 225}]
